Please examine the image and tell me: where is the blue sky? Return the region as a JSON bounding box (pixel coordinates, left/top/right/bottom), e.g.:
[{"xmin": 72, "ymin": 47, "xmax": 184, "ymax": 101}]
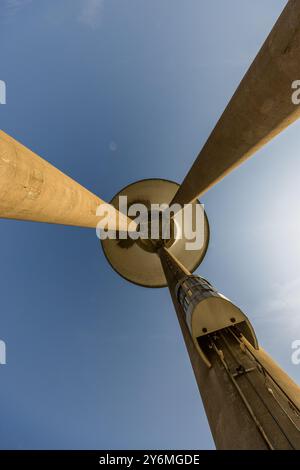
[{"xmin": 1, "ymin": 0, "xmax": 299, "ymax": 450}]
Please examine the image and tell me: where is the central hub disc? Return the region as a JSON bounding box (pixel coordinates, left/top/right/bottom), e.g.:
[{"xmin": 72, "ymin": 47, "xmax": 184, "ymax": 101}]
[
  {"xmin": 135, "ymin": 207, "xmax": 176, "ymax": 253},
  {"xmin": 101, "ymin": 179, "xmax": 210, "ymax": 287}
]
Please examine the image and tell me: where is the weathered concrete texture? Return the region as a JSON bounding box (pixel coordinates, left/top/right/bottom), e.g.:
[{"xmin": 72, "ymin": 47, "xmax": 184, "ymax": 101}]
[
  {"xmin": 172, "ymin": 0, "xmax": 300, "ymax": 206},
  {"xmin": 0, "ymin": 130, "xmax": 134, "ymax": 231}
]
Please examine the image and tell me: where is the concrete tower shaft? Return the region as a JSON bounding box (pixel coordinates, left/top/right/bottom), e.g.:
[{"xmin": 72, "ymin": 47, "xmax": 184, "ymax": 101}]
[{"xmin": 158, "ymin": 247, "xmax": 300, "ymax": 450}]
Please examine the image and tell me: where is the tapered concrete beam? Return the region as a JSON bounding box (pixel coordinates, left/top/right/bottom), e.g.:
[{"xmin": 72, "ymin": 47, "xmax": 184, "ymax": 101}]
[
  {"xmin": 172, "ymin": 0, "xmax": 300, "ymax": 206},
  {"xmin": 0, "ymin": 130, "xmax": 135, "ymax": 231}
]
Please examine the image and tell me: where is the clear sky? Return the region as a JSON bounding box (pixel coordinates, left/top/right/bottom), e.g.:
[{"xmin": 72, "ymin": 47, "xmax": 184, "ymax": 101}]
[{"xmin": 0, "ymin": 0, "xmax": 299, "ymax": 450}]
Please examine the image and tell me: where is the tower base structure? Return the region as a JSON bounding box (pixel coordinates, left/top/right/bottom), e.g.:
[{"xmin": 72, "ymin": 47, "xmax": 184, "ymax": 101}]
[{"xmin": 158, "ymin": 247, "xmax": 300, "ymax": 450}]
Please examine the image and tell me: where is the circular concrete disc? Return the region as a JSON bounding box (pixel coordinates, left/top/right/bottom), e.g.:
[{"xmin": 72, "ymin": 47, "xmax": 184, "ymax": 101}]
[{"xmin": 101, "ymin": 179, "xmax": 209, "ymax": 287}]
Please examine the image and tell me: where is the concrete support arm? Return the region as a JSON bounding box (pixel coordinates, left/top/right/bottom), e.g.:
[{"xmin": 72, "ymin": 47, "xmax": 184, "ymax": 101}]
[{"xmin": 0, "ymin": 130, "xmax": 135, "ymax": 231}]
